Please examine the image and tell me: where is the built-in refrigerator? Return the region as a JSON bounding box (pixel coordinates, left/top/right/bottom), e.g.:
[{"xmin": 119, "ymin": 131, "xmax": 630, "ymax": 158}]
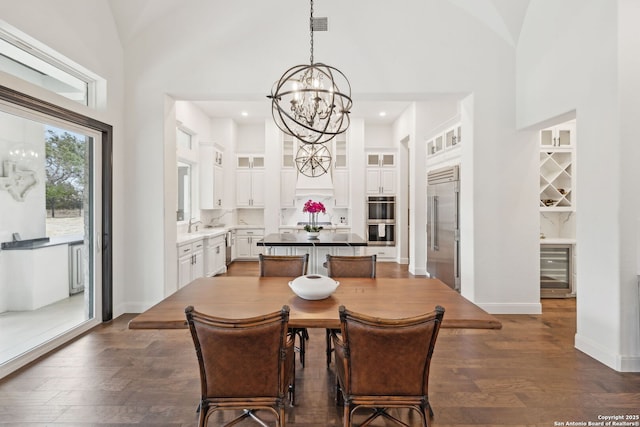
[{"xmin": 426, "ymin": 165, "xmax": 460, "ymax": 291}]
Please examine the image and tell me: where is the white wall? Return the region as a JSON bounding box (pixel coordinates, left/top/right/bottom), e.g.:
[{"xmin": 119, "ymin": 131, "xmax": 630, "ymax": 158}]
[
  {"xmin": 364, "ymin": 124, "xmax": 394, "ymax": 149},
  {"xmin": 114, "ymin": 0, "xmax": 540, "ymax": 317},
  {"xmin": 517, "ymin": 0, "xmax": 639, "ymax": 370},
  {"xmin": 0, "ymin": 0, "xmax": 125, "ymax": 316}
]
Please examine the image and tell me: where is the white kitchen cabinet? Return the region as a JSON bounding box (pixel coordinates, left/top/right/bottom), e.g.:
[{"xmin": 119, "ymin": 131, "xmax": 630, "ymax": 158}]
[
  {"xmin": 236, "ymin": 169, "xmax": 264, "ymax": 207},
  {"xmin": 427, "ymin": 122, "xmax": 462, "ymax": 157},
  {"xmin": 205, "ymin": 234, "xmax": 226, "ymax": 277},
  {"xmin": 540, "ymin": 150, "xmax": 573, "ymax": 210},
  {"xmin": 366, "ymin": 168, "xmax": 396, "ymax": 194},
  {"xmin": 235, "ymin": 228, "xmax": 264, "ymax": 259},
  {"xmin": 199, "ymin": 144, "xmax": 225, "ymax": 209},
  {"xmin": 540, "ymin": 122, "xmax": 575, "ymax": 147},
  {"xmin": 333, "ymin": 169, "xmax": 349, "ymax": 207},
  {"xmin": 282, "ymin": 136, "xmax": 295, "ymax": 168},
  {"xmin": 213, "ymin": 166, "xmax": 224, "ymax": 207},
  {"xmin": 540, "ymin": 121, "xmax": 575, "ymax": 212},
  {"xmin": 178, "ymin": 239, "xmax": 205, "ymax": 289},
  {"xmin": 280, "ymin": 170, "xmax": 297, "ymax": 207},
  {"xmin": 334, "ymin": 135, "xmax": 347, "ymax": 168},
  {"xmin": 366, "ymin": 152, "xmax": 396, "ymax": 195},
  {"xmin": 367, "ymin": 153, "xmax": 395, "ymax": 168},
  {"xmin": 237, "ymin": 154, "xmax": 264, "ymax": 168},
  {"xmin": 364, "ymin": 245, "xmax": 397, "ymax": 261}
]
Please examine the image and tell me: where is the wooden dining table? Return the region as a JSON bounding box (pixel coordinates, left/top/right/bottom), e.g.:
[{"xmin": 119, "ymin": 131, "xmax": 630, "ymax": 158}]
[{"xmin": 128, "ymin": 276, "xmax": 502, "ymax": 330}]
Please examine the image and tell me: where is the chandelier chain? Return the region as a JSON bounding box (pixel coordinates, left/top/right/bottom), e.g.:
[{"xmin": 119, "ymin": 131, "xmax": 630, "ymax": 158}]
[{"xmin": 309, "ymin": 0, "xmax": 314, "ymax": 64}]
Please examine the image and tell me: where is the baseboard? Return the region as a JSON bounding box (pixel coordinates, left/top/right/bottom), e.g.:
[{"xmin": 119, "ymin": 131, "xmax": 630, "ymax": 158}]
[
  {"xmin": 118, "ymin": 302, "xmax": 149, "ymax": 315},
  {"xmin": 575, "ymin": 333, "xmax": 640, "ymax": 372},
  {"xmin": 476, "ymin": 302, "xmax": 542, "ymax": 314}
]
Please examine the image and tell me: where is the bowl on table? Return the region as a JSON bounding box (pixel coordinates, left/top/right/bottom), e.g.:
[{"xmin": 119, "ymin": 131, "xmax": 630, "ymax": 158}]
[{"xmin": 289, "ymin": 275, "xmax": 339, "ymax": 300}]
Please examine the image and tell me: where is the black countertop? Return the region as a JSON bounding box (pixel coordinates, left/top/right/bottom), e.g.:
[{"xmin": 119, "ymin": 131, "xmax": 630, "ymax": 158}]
[
  {"xmin": 257, "ymin": 233, "xmax": 367, "ymax": 247},
  {"xmin": 1, "ymin": 235, "xmax": 84, "ymax": 250}
]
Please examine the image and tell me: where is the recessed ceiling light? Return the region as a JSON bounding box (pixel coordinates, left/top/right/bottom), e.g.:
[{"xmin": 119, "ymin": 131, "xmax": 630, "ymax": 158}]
[
  {"xmin": 241, "ymin": 111, "xmax": 248, "ymax": 117},
  {"xmin": 379, "ymin": 111, "xmax": 387, "ymax": 117}
]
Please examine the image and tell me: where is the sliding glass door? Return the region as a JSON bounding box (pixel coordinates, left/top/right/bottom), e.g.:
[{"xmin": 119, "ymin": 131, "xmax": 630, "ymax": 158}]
[{"xmin": 0, "ymin": 87, "xmax": 111, "ymax": 379}]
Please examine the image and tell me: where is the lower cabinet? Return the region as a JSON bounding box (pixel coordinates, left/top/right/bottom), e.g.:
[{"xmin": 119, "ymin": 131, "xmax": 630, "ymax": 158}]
[
  {"xmin": 178, "ymin": 239, "xmax": 205, "ymax": 289},
  {"xmin": 205, "ymin": 234, "xmax": 226, "ymax": 277},
  {"xmin": 364, "ymin": 246, "xmax": 397, "ymax": 261},
  {"xmin": 235, "ymin": 228, "xmax": 265, "ymax": 259}
]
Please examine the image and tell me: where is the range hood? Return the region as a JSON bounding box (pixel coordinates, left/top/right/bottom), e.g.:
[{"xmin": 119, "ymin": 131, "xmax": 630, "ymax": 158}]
[{"xmin": 294, "ymin": 172, "xmax": 334, "ymax": 198}]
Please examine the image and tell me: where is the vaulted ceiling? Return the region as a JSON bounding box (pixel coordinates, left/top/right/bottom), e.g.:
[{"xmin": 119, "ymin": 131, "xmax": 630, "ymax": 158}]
[{"xmin": 107, "ymin": 0, "xmax": 531, "ymax": 123}]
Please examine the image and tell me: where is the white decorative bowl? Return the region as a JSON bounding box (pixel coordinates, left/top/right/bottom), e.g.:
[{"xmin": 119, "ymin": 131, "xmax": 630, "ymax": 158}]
[{"xmin": 289, "ymin": 275, "xmax": 339, "ymax": 300}]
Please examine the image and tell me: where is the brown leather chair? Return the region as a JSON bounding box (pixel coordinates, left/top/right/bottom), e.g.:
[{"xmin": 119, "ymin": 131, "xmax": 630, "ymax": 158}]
[
  {"xmin": 324, "ymin": 254, "xmax": 377, "ymax": 368},
  {"xmin": 325, "ymin": 254, "xmax": 377, "ymax": 278},
  {"xmin": 259, "ymin": 253, "xmax": 310, "ymax": 371},
  {"xmin": 259, "ymin": 253, "xmax": 309, "ymax": 278},
  {"xmin": 185, "ymin": 305, "xmax": 295, "ymax": 427},
  {"xmin": 332, "ymin": 305, "xmax": 445, "ymax": 427}
]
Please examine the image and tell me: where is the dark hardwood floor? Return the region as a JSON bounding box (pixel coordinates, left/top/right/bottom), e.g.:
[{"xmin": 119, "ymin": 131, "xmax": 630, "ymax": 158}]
[{"xmin": 1, "ymin": 261, "xmax": 639, "ymax": 426}]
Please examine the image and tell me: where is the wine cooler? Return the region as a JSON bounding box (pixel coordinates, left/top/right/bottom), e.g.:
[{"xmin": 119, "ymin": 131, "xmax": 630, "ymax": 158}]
[{"xmin": 540, "ymin": 244, "xmax": 574, "ymax": 298}]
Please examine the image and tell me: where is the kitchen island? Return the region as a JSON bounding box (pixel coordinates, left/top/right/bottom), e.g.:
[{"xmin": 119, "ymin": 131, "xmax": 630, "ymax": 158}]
[{"xmin": 257, "ymin": 233, "xmax": 367, "ymax": 274}]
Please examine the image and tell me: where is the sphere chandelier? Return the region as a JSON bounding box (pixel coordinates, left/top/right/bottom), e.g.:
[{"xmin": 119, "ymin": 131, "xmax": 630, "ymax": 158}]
[
  {"xmin": 295, "ymin": 143, "xmax": 332, "ymax": 178},
  {"xmin": 268, "ymin": 0, "xmax": 352, "ymax": 146}
]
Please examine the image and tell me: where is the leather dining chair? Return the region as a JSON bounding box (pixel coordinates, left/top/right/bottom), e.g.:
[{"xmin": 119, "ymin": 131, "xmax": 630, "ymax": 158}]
[
  {"xmin": 324, "ymin": 254, "xmax": 377, "ymax": 368},
  {"xmin": 259, "ymin": 253, "xmax": 310, "ymax": 371},
  {"xmin": 185, "ymin": 305, "xmax": 295, "ymax": 427},
  {"xmin": 331, "ymin": 305, "xmax": 445, "ymax": 427}
]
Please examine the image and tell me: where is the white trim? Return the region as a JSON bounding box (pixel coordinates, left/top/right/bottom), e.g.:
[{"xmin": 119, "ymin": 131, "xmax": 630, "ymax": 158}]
[
  {"xmin": 575, "ymin": 333, "xmax": 619, "ymax": 371},
  {"xmin": 0, "ymin": 20, "xmax": 106, "ymax": 109}
]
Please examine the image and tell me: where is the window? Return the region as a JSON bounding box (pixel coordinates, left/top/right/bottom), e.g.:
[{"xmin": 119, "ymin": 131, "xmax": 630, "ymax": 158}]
[
  {"xmin": 176, "ymin": 127, "xmax": 192, "ymax": 150},
  {"xmin": 0, "ymin": 21, "xmax": 104, "ymax": 107},
  {"xmin": 177, "ymin": 161, "xmax": 192, "ymax": 221}
]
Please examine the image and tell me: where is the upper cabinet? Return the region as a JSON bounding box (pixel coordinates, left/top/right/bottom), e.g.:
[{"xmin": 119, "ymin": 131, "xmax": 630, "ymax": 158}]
[
  {"xmin": 237, "ymin": 154, "xmax": 264, "ymax": 169},
  {"xmin": 333, "ymin": 169, "xmax": 349, "ymax": 207},
  {"xmin": 280, "ymin": 169, "xmax": 296, "ymax": 207},
  {"xmin": 200, "ymin": 143, "xmax": 225, "ymax": 209},
  {"xmin": 334, "ymin": 134, "xmax": 347, "ymax": 168},
  {"xmin": 366, "ymin": 152, "xmax": 396, "ymax": 194},
  {"xmin": 236, "ymin": 154, "xmax": 264, "ymax": 207},
  {"xmin": 540, "ymin": 122, "xmax": 575, "ymax": 147},
  {"xmin": 427, "ymin": 123, "xmax": 461, "ymax": 157},
  {"xmin": 539, "ymin": 121, "xmax": 576, "ymax": 211}
]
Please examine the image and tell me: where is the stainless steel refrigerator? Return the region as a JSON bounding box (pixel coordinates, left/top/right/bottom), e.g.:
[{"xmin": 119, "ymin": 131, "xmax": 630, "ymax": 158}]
[{"xmin": 426, "ymin": 165, "xmax": 460, "ymax": 291}]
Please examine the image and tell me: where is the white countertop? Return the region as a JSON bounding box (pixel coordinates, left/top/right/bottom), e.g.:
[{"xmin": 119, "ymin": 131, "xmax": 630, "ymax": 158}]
[
  {"xmin": 540, "ymin": 238, "xmax": 576, "ymax": 244},
  {"xmin": 177, "ymin": 223, "xmax": 351, "ymax": 245},
  {"xmin": 177, "ymin": 227, "xmax": 227, "ymax": 245}
]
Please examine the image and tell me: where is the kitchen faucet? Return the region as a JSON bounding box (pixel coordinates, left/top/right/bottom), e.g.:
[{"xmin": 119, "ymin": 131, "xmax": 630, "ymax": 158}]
[{"xmin": 188, "ymin": 218, "xmax": 202, "ymax": 233}]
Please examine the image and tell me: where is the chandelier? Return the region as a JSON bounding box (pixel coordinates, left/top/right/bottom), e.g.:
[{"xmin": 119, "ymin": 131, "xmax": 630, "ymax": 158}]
[
  {"xmin": 295, "ymin": 143, "xmax": 332, "ymax": 178},
  {"xmin": 268, "ymin": 0, "xmax": 352, "ymax": 146}
]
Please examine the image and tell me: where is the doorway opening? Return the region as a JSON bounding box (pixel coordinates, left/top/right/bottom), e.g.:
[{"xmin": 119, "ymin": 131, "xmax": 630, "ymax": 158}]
[{"xmin": 0, "ymin": 86, "xmax": 112, "ymax": 379}]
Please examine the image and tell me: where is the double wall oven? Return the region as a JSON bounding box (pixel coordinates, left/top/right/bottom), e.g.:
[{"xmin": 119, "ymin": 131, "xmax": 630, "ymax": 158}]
[{"xmin": 367, "ymin": 196, "xmax": 396, "ymax": 246}]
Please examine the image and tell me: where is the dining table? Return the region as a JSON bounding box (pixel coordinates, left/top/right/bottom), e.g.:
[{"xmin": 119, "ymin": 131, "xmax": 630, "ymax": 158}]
[{"xmin": 128, "ymin": 276, "xmax": 502, "ymax": 330}]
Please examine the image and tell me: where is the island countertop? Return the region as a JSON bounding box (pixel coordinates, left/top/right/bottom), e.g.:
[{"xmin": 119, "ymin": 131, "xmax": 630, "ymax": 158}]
[{"xmin": 257, "ymin": 233, "xmax": 367, "ymax": 247}]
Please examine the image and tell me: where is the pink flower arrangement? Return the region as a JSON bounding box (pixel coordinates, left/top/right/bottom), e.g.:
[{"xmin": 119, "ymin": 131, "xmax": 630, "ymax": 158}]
[
  {"xmin": 302, "ymin": 199, "xmax": 326, "ymax": 232},
  {"xmin": 302, "ymin": 199, "xmax": 326, "ymax": 214}
]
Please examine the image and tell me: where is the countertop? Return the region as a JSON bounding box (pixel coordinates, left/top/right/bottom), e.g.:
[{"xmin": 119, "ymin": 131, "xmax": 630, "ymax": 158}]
[
  {"xmin": 540, "ymin": 238, "xmax": 576, "ymax": 244},
  {"xmin": 1, "ymin": 234, "xmax": 84, "ymax": 250},
  {"xmin": 177, "ymin": 227, "xmax": 228, "ymax": 245},
  {"xmin": 257, "ymin": 233, "xmax": 367, "ymax": 247}
]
